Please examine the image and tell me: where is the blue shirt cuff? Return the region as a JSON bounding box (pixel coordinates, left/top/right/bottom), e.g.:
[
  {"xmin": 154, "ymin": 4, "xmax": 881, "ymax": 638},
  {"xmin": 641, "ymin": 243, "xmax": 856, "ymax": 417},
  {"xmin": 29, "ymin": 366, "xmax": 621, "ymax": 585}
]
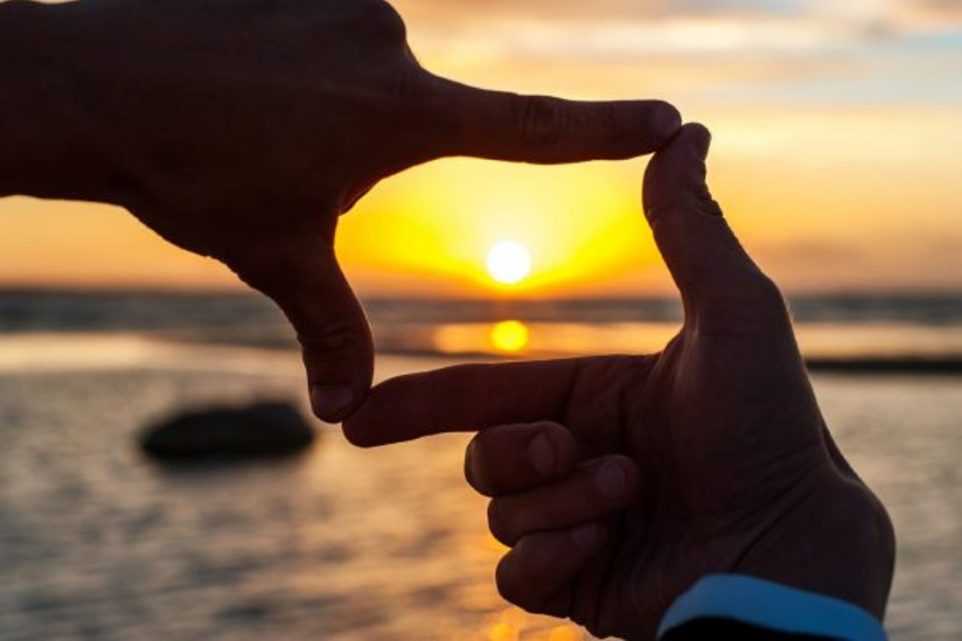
[{"xmin": 657, "ymin": 574, "xmax": 887, "ymax": 641}]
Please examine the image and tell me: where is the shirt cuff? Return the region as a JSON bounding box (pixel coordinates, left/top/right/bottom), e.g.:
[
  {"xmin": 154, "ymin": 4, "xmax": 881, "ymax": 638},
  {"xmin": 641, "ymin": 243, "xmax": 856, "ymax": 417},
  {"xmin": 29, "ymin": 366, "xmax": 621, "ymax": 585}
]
[{"xmin": 657, "ymin": 574, "xmax": 887, "ymax": 641}]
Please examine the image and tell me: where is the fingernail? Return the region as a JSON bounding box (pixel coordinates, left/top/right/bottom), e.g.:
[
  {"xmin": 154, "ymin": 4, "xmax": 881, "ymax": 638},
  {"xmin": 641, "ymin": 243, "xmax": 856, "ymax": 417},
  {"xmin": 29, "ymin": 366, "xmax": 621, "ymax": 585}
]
[
  {"xmin": 528, "ymin": 433, "xmax": 556, "ymax": 477},
  {"xmin": 652, "ymin": 102, "xmax": 682, "ymax": 141},
  {"xmin": 691, "ymin": 123, "xmax": 712, "ymax": 158},
  {"xmin": 595, "ymin": 460, "xmax": 627, "ymax": 500},
  {"xmin": 310, "ymin": 385, "xmax": 355, "ymax": 422},
  {"xmin": 570, "ymin": 523, "xmax": 606, "ymax": 553}
]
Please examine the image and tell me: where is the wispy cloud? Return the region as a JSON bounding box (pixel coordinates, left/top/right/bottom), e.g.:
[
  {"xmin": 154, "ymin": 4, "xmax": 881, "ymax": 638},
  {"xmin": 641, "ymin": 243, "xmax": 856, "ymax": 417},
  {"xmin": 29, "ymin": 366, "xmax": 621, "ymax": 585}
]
[
  {"xmin": 397, "ymin": 0, "xmax": 962, "ymax": 59},
  {"xmin": 396, "ymin": 0, "xmax": 962, "ymax": 110}
]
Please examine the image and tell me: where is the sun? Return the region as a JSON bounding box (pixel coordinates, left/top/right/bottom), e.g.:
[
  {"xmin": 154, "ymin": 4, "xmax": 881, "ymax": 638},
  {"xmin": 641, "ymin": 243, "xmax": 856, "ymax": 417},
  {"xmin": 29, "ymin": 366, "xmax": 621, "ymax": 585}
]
[{"xmin": 486, "ymin": 241, "xmax": 532, "ymax": 285}]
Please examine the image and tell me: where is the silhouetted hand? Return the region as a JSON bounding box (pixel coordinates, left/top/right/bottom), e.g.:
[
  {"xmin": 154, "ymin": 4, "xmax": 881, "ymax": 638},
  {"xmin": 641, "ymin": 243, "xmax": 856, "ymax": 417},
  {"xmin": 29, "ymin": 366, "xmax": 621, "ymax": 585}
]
[
  {"xmin": 344, "ymin": 125, "xmax": 895, "ymax": 639},
  {"xmin": 0, "ymin": 0, "xmax": 680, "ymax": 421}
]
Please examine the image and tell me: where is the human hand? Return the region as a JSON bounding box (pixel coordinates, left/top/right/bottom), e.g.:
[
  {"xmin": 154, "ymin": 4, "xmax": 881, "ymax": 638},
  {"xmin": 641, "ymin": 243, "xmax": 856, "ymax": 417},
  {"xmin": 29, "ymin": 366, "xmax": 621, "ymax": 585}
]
[
  {"xmin": 344, "ymin": 125, "xmax": 895, "ymax": 639},
  {"xmin": 0, "ymin": 0, "xmax": 680, "ymax": 421}
]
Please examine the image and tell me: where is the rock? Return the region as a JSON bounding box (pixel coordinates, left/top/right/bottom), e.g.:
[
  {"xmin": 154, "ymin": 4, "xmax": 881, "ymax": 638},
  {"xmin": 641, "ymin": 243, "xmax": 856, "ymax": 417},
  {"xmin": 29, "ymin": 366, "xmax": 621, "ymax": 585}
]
[{"xmin": 140, "ymin": 401, "xmax": 315, "ymax": 460}]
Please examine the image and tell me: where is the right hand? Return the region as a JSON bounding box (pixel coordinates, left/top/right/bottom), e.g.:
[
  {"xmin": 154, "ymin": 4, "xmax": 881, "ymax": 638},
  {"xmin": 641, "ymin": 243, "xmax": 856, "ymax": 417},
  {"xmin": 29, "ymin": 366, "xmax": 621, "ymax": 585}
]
[
  {"xmin": 5, "ymin": 0, "xmax": 680, "ymax": 421},
  {"xmin": 345, "ymin": 125, "xmax": 895, "ymax": 639}
]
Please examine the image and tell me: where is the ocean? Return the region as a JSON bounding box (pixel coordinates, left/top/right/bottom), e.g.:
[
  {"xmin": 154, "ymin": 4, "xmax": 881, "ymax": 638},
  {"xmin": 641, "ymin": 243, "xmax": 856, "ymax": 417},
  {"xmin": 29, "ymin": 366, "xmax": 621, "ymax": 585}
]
[{"xmin": 1, "ymin": 291, "xmax": 960, "ymax": 640}]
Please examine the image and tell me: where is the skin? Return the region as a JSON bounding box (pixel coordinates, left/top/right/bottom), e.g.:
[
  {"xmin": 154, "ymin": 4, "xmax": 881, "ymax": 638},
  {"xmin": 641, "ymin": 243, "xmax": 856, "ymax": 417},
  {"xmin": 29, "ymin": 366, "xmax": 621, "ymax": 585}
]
[
  {"xmin": 345, "ymin": 125, "xmax": 896, "ymax": 640},
  {"xmin": 0, "ymin": 0, "xmax": 680, "ymax": 421}
]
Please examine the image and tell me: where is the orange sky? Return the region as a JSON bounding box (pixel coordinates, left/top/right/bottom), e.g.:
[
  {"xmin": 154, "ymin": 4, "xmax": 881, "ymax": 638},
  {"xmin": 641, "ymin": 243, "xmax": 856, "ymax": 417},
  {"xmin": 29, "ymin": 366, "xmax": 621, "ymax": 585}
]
[{"xmin": 2, "ymin": 0, "xmax": 961, "ymax": 297}]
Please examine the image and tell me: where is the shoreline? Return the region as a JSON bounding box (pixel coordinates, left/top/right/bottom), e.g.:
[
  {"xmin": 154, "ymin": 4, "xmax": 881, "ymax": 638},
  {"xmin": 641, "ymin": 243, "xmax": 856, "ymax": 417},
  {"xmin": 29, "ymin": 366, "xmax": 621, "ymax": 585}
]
[
  {"xmin": 375, "ymin": 350, "xmax": 962, "ymax": 375},
  {"xmin": 3, "ymin": 331, "xmax": 962, "ymax": 376},
  {"xmin": 804, "ymin": 357, "xmax": 962, "ymax": 375}
]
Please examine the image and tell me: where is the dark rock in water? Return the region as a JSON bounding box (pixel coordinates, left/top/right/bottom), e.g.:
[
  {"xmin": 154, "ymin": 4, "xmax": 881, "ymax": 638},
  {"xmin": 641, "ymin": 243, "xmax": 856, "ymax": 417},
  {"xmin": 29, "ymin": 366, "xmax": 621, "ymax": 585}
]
[{"xmin": 140, "ymin": 402, "xmax": 315, "ymax": 460}]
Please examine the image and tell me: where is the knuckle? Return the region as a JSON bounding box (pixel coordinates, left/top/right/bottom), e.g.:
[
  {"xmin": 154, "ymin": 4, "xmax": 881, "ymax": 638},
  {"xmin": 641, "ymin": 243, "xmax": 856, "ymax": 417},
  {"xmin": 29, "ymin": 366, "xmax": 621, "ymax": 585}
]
[
  {"xmin": 599, "ymin": 102, "xmax": 634, "ymax": 153},
  {"xmin": 299, "ymin": 317, "xmax": 369, "ymax": 366},
  {"xmin": 512, "ymin": 95, "xmax": 566, "ymax": 148},
  {"xmin": 494, "ymin": 547, "xmax": 541, "ymax": 610},
  {"xmin": 699, "ymin": 195, "xmax": 725, "ymax": 218},
  {"xmin": 463, "ymin": 435, "xmax": 478, "ymax": 482},
  {"xmin": 472, "ymin": 423, "xmax": 520, "ymax": 460},
  {"xmin": 712, "ymin": 272, "xmax": 787, "ymax": 313},
  {"xmin": 487, "ymin": 499, "xmax": 516, "ymax": 546},
  {"xmin": 753, "ymin": 274, "xmax": 787, "ymax": 308},
  {"xmin": 465, "ymin": 436, "xmax": 494, "ymax": 495},
  {"xmin": 535, "ymin": 420, "xmax": 568, "ymax": 442},
  {"xmin": 494, "ymin": 538, "xmax": 552, "ymax": 610},
  {"xmin": 601, "ymin": 102, "xmax": 623, "ymax": 140},
  {"xmin": 495, "ymin": 556, "xmax": 524, "ymax": 605},
  {"xmin": 386, "ymin": 71, "xmax": 456, "ymax": 164},
  {"xmin": 356, "ymin": 0, "xmax": 407, "ymax": 44},
  {"xmin": 698, "ymin": 273, "xmax": 792, "ymax": 333},
  {"xmin": 648, "ymin": 205, "xmax": 686, "ymax": 239},
  {"xmin": 394, "ymin": 68, "xmax": 432, "ymax": 111},
  {"xmin": 299, "ymin": 323, "xmax": 356, "ymax": 354},
  {"xmin": 517, "ymin": 536, "xmax": 555, "ymax": 570}
]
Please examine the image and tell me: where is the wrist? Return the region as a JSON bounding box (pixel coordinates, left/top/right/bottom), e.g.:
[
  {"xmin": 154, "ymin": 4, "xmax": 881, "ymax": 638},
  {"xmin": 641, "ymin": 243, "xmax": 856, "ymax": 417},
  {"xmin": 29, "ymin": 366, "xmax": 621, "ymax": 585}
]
[
  {"xmin": 733, "ymin": 473, "xmax": 895, "ymax": 620},
  {"xmin": 0, "ymin": 0, "xmax": 128, "ymax": 204}
]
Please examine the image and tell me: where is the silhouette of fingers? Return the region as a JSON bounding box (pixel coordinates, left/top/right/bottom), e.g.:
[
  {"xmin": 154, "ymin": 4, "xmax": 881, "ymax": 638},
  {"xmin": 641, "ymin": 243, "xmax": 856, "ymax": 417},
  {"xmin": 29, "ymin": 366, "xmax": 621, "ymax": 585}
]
[
  {"xmin": 496, "ymin": 524, "xmax": 608, "ymax": 617},
  {"xmin": 642, "ymin": 124, "xmax": 790, "ymax": 329},
  {"xmin": 487, "ymin": 456, "xmax": 638, "ymax": 546},
  {"xmin": 238, "ymin": 239, "xmax": 373, "ymax": 423},
  {"xmin": 465, "ymin": 422, "xmax": 580, "ymax": 497},
  {"xmin": 423, "ymin": 75, "xmax": 681, "ymax": 163},
  {"xmin": 343, "ymin": 358, "xmax": 589, "ymax": 446}
]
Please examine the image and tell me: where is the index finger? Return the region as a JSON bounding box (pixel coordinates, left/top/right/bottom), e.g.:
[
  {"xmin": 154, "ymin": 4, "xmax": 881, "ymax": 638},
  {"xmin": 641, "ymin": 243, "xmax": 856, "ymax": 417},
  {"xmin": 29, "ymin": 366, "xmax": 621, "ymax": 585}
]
[
  {"xmin": 421, "ymin": 74, "xmax": 682, "ymax": 164},
  {"xmin": 342, "ymin": 358, "xmax": 587, "ymax": 447}
]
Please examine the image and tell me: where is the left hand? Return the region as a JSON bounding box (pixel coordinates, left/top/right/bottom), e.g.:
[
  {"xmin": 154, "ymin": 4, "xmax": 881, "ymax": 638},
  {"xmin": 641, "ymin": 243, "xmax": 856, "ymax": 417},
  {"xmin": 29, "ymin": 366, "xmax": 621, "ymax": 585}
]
[{"xmin": 1, "ymin": 0, "xmax": 680, "ymax": 422}]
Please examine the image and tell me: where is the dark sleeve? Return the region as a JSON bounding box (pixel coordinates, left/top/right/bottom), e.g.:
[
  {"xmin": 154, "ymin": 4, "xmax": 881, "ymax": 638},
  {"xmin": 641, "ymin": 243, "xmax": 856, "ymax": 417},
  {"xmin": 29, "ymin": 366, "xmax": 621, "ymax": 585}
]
[{"xmin": 662, "ymin": 617, "xmax": 843, "ymax": 640}]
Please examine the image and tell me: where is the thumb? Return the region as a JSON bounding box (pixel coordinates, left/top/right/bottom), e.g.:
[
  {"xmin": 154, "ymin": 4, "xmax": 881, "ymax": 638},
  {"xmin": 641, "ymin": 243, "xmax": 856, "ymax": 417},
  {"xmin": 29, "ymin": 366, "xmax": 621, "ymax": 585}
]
[
  {"xmin": 421, "ymin": 75, "xmax": 681, "ymax": 163},
  {"xmin": 642, "ymin": 123, "xmax": 782, "ymax": 320},
  {"xmin": 235, "ymin": 239, "xmax": 373, "ymax": 423}
]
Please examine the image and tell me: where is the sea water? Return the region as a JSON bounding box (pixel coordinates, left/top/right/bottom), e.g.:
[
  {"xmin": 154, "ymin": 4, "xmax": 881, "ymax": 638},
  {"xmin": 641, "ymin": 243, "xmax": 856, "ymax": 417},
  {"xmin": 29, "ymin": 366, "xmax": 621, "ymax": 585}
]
[{"xmin": 0, "ymin": 292, "xmax": 960, "ymax": 639}]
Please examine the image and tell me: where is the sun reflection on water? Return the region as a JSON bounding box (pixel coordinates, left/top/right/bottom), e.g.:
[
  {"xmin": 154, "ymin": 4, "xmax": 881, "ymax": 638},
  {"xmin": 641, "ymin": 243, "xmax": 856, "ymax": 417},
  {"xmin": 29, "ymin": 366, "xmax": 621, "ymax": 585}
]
[
  {"xmin": 483, "ymin": 609, "xmax": 586, "ymax": 641},
  {"xmin": 431, "ymin": 320, "xmax": 680, "ymax": 358},
  {"xmin": 489, "ymin": 320, "xmax": 530, "ymax": 353}
]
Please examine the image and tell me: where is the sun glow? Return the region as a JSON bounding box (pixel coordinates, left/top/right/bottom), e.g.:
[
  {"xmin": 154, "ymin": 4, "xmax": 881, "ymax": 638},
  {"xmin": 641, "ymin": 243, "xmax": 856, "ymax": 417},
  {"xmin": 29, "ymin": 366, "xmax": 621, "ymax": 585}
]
[{"xmin": 486, "ymin": 241, "xmax": 532, "ymax": 285}]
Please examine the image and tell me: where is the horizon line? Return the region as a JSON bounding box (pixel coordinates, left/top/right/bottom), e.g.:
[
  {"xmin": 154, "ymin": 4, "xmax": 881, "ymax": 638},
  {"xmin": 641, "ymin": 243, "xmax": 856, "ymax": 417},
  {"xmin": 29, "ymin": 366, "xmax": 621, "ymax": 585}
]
[{"xmin": 1, "ymin": 286, "xmax": 962, "ymax": 301}]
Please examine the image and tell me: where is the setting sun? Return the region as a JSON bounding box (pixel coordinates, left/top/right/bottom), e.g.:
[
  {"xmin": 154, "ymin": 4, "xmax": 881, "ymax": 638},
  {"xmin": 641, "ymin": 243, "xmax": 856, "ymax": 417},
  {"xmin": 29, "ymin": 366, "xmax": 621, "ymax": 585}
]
[{"xmin": 486, "ymin": 241, "xmax": 532, "ymax": 285}]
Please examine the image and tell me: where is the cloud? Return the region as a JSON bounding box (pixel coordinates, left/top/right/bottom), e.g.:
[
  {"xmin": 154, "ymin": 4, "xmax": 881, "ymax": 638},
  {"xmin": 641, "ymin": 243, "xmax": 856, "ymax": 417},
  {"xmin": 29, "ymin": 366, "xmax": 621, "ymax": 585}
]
[
  {"xmin": 394, "ymin": 0, "xmax": 962, "ymax": 110},
  {"xmin": 396, "ymin": 0, "xmax": 962, "ymax": 59},
  {"xmin": 909, "ymin": 0, "xmax": 962, "ymax": 19}
]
